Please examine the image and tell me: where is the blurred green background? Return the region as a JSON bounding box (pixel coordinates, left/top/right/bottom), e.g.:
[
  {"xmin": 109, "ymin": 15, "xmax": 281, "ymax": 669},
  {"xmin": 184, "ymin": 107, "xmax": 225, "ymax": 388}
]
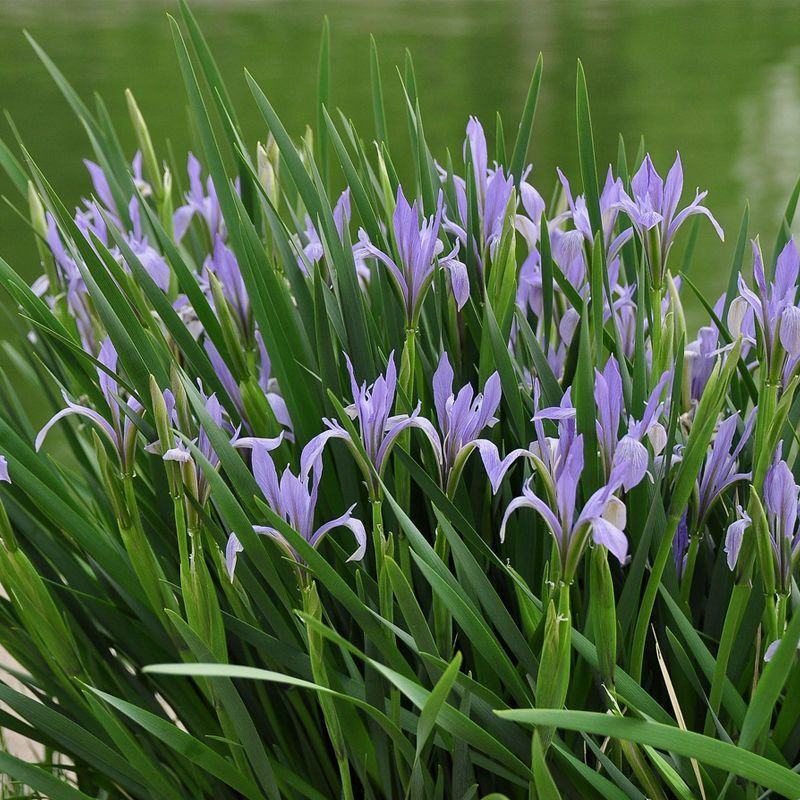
[{"xmin": 0, "ymin": 0, "xmax": 799, "ymax": 325}]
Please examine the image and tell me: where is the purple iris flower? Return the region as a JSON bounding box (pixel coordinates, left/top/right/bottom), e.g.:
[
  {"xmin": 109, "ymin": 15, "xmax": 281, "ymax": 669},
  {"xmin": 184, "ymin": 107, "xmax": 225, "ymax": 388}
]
[
  {"xmin": 556, "ymin": 166, "xmax": 632, "ymax": 264},
  {"xmin": 734, "ymin": 238, "xmax": 800, "ymax": 376},
  {"xmin": 203, "ymin": 234, "xmax": 250, "ymax": 333},
  {"xmin": 83, "ymin": 155, "xmax": 170, "ymax": 291},
  {"xmin": 48, "ymin": 156, "xmax": 171, "ymax": 297},
  {"xmin": 173, "ymin": 153, "xmax": 226, "ymax": 243},
  {"xmin": 725, "ymin": 449, "xmax": 800, "ymax": 591},
  {"xmin": 203, "ymin": 334, "xmax": 292, "ymax": 437},
  {"xmin": 225, "ymin": 438, "xmax": 366, "ymax": 578},
  {"xmin": 536, "ymin": 359, "xmax": 670, "ymax": 491},
  {"xmin": 696, "ymin": 410, "xmax": 755, "ymax": 526},
  {"xmin": 43, "ymin": 212, "xmax": 96, "ymax": 352},
  {"xmin": 356, "ymin": 187, "xmax": 468, "ymax": 323},
  {"xmin": 685, "ymin": 296, "xmax": 726, "ymax": 403},
  {"xmin": 0, "ymin": 455, "xmax": 9, "ymax": 483},
  {"xmin": 442, "ymin": 117, "xmax": 515, "ymax": 269},
  {"xmin": 614, "ymin": 153, "xmax": 724, "ymax": 282},
  {"xmin": 499, "ymin": 429, "xmax": 631, "ymax": 568},
  {"xmin": 36, "ymin": 338, "xmax": 143, "ymax": 471},
  {"xmin": 125, "ymin": 197, "xmax": 171, "ymax": 292},
  {"xmin": 429, "ymin": 352, "xmax": 501, "ymax": 493},
  {"xmin": 302, "ymin": 354, "xmax": 440, "ymax": 497},
  {"xmin": 296, "ymin": 188, "xmax": 369, "ymax": 284},
  {"xmin": 147, "ymin": 383, "xmax": 271, "ymax": 508}
]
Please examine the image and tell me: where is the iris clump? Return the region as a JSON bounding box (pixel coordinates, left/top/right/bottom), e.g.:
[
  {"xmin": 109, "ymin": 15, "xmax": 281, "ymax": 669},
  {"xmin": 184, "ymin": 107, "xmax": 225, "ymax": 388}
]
[{"xmin": 2, "ymin": 8, "xmax": 800, "ymax": 800}]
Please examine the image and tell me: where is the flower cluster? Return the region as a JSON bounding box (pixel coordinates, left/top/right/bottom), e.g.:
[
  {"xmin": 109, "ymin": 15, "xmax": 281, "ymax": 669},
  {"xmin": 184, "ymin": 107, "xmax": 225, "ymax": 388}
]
[{"xmin": 3, "ymin": 44, "xmax": 800, "ymax": 800}]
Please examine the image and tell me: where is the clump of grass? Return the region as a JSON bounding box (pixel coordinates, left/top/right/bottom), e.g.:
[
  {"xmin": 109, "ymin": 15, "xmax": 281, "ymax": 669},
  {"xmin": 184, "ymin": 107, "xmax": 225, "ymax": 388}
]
[{"xmin": 1, "ymin": 3, "xmax": 800, "ymax": 798}]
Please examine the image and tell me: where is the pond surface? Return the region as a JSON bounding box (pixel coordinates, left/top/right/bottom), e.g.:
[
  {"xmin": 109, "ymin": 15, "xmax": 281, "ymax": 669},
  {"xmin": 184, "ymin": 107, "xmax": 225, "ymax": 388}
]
[{"xmin": 0, "ymin": 0, "xmax": 799, "ymax": 326}]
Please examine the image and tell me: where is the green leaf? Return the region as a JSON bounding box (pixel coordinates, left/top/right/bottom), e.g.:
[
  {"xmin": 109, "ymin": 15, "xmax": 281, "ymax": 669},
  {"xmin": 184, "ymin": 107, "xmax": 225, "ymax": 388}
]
[
  {"xmin": 417, "ymin": 652, "xmax": 463, "ymax": 756},
  {"xmin": 532, "ymin": 732, "xmax": 562, "ymax": 800},
  {"xmin": 316, "ymin": 17, "xmax": 331, "ymax": 188},
  {"xmin": 369, "ymin": 35, "xmax": 389, "ymax": 146},
  {"xmin": 509, "ymin": 53, "xmax": 543, "ymax": 183},
  {"xmin": 497, "ymin": 709, "xmax": 800, "ymax": 798},
  {"xmin": 85, "ymin": 686, "xmax": 264, "ymax": 800},
  {"xmin": 739, "ymin": 603, "xmax": 800, "ymax": 751},
  {"xmin": 575, "ymin": 60, "xmax": 601, "ymax": 237},
  {"xmin": 0, "ymin": 750, "xmax": 96, "ymax": 800}
]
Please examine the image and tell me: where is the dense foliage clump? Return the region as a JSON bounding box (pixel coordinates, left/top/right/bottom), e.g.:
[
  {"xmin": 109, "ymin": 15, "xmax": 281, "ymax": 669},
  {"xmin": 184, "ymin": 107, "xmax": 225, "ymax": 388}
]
[{"xmin": 1, "ymin": 5, "xmax": 800, "ymax": 799}]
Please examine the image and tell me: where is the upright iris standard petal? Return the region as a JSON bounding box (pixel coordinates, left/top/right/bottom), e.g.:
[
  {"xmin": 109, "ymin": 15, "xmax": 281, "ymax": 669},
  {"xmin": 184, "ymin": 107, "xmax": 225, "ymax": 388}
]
[
  {"xmin": 303, "ymin": 353, "xmax": 441, "ymax": 493},
  {"xmin": 226, "ymin": 437, "xmax": 367, "ymax": 577},
  {"xmin": 428, "ymin": 352, "xmax": 502, "ymax": 490},
  {"xmin": 356, "ymin": 186, "xmax": 467, "ymax": 322},
  {"xmin": 614, "ymin": 152, "xmax": 723, "ymax": 281}
]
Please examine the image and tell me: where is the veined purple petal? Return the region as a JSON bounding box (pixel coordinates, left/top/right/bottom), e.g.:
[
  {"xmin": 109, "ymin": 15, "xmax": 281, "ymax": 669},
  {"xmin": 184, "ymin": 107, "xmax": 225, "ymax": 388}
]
[
  {"xmin": 780, "ymin": 305, "xmax": 800, "ymax": 357},
  {"xmin": 774, "ymin": 238, "xmax": 799, "ymax": 301},
  {"xmin": 473, "ymin": 440, "xmax": 531, "ymax": 494},
  {"xmin": 591, "ymin": 516, "xmax": 629, "ymax": 564},
  {"xmin": 661, "ymin": 152, "xmax": 684, "ymax": 229},
  {"xmin": 300, "ymin": 423, "xmax": 350, "ymax": 478},
  {"xmin": 309, "ymin": 503, "xmax": 367, "ymax": 562},
  {"xmin": 724, "ymin": 507, "xmax": 751, "ymax": 570},
  {"xmin": 375, "ymin": 410, "xmax": 442, "ymax": 474},
  {"xmin": 667, "ymin": 190, "xmax": 724, "ymax": 243},
  {"xmin": 443, "ymin": 250, "xmax": 470, "ymax": 310},
  {"xmin": 610, "ymin": 435, "xmax": 649, "ymax": 491},
  {"xmin": 225, "ymin": 533, "xmax": 243, "ymax": 579},
  {"xmin": 36, "ymin": 392, "xmax": 118, "ymax": 453},
  {"xmin": 432, "ymin": 352, "xmax": 454, "ymax": 429},
  {"xmin": 84, "ymin": 159, "xmax": 117, "ymax": 214},
  {"xmin": 500, "ymin": 487, "xmax": 562, "ymax": 545},
  {"xmin": 252, "ymin": 524, "xmax": 297, "ymax": 562},
  {"xmin": 0, "ymin": 455, "xmax": 9, "ymax": 484}
]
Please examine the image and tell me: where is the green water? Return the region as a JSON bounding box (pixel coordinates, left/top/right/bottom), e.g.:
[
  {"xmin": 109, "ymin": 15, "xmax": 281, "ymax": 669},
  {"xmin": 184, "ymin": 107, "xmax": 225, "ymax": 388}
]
[{"xmin": 1, "ymin": 0, "xmax": 799, "ymax": 322}]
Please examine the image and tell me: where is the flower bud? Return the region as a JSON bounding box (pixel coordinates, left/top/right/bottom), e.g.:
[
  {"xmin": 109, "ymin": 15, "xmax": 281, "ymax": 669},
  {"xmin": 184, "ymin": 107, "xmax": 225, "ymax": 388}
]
[
  {"xmin": 183, "ymin": 535, "xmax": 227, "ymax": 662},
  {"xmin": 240, "ymin": 375, "xmax": 280, "ymax": 438},
  {"xmin": 257, "ymin": 137, "xmax": 280, "ymax": 207},
  {"xmin": 169, "ymin": 365, "xmax": 191, "ymax": 433},
  {"xmin": 125, "ymin": 89, "xmax": 163, "ymax": 199},
  {"xmin": 375, "ymin": 145, "xmax": 394, "ymax": 213},
  {"xmin": 150, "ymin": 376, "xmax": 172, "ymax": 448},
  {"xmin": 28, "ymin": 182, "xmax": 57, "ymax": 293},
  {"xmin": 208, "ymin": 272, "xmax": 248, "ymax": 381},
  {"xmin": 160, "ymin": 166, "xmax": 174, "ymax": 237},
  {"xmin": 590, "ymin": 544, "xmax": 617, "ymax": 688},
  {"xmin": 536, "ymin": 587, "xmax": 571, "ymax": 752}
]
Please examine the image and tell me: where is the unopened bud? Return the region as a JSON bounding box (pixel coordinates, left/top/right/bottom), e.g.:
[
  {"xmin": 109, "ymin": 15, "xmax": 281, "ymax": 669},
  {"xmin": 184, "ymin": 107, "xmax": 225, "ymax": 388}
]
[
  {"xmin": 28, "ymin": 182, "xmax": 57, "ymax": 292},
  {"xmin": 257, "ymin": 137, "xmax": 280, "ymax": 207},
  {"xmin": 208, "ymin": 272, "xmax": 248, "ymax": 380},
  {"xmin": 170, "ymin": 365, "xmax": 191, "ymax": 433},
  {"xmin": 125, "ymin": 89, "xmax": 163, "ymax": 198},
  {"xmin": 536, "ymin": 588, "xmax": 571, "ymax": 752},
  {"xmin": 591, "ymin": 544, "xmax": 617, "ymax": 688}
]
